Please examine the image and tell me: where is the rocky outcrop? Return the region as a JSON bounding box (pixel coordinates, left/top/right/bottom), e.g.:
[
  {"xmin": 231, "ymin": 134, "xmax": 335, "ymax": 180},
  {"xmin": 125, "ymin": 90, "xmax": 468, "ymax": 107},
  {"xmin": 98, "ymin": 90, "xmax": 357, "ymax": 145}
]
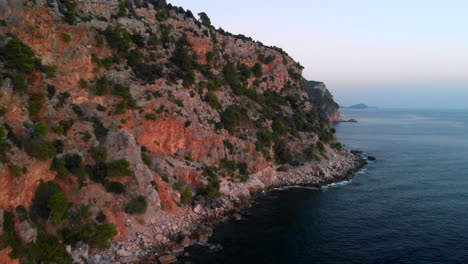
[
  {"xmin": 304, "ymin": 80, "xmax": 341, "ymax": 121},
  {"xmin": 0, "ymin": 0, "xmax": 364, "ymax": 263}
]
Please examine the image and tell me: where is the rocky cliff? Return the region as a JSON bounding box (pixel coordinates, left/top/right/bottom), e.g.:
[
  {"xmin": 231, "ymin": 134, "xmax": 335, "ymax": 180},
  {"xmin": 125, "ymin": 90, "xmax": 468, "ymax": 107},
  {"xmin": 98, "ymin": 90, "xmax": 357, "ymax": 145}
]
[
  {"xmin": 304, "ymin": 80, "xmax": 341, "ymax": 121},
  {"xmin": 0, "ymin": 1, "xmax": 363, "ymax": 263}
]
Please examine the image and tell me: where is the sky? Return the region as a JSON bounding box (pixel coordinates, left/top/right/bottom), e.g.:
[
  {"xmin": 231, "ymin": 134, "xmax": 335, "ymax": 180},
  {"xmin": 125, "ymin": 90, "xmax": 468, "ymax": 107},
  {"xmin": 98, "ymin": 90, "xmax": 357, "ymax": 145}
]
[{"xmin": 168, "ymin": 0, "xmax": 468, "ymax": 109}]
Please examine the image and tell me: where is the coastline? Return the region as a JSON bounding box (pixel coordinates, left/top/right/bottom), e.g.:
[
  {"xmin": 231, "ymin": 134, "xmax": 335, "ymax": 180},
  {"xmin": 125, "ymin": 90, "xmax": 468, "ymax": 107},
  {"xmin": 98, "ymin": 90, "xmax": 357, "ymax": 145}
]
[{"xmin": 89, "ymin": 149, "xmax": 367, "ymax": 264}]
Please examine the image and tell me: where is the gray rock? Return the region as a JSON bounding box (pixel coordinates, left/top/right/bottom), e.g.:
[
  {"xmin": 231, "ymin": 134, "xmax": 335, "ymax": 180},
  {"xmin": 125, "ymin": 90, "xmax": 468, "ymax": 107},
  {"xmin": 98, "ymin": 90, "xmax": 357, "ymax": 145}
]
[
  {"xmin": 116, "ymin": 249, "xmax": 131, "ymax": 257},
  {"xmin": 198, "ymin": 234, "xmax": 208, "ymax": 243},
  {"xmin": 17, "ymin": 221, "xmax": 37, "ymax": 243},
  {"xmin": 180, "ymin": 236, "xmax": 191, "ymax": 248},
  {"xmin": 159, "ymin": 255, "xmax": 177, "ymax": 264},
  {"xmin": 232, "ymin": 213, "xmax": 242, "ymax": 221},
  {"xmin": 67, "ymin": 241, "xmax": 89, "ymax": 264}
]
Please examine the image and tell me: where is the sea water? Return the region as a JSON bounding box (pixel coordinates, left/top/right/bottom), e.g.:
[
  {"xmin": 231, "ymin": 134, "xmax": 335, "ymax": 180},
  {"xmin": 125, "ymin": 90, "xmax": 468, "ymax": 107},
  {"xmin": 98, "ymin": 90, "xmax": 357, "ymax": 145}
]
[{"xmin": 187, "ymin": 109, "xmax": 468, "ymax": 264}]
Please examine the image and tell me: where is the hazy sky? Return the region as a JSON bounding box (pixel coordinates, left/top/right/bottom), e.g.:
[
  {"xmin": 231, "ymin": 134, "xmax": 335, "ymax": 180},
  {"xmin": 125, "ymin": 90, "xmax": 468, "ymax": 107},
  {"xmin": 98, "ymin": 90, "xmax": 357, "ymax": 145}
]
[{"xmin": 168, "ymin": 0, "xmax": 468, "ymax": 108}]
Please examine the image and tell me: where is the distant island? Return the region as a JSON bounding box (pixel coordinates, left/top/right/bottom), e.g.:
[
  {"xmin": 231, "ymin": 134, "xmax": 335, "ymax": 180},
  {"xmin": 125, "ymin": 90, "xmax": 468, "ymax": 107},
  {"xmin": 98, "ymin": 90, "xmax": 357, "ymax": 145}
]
[{"xmin": 340, "ymin": 104, "xmax": 377, "ymax": 109}]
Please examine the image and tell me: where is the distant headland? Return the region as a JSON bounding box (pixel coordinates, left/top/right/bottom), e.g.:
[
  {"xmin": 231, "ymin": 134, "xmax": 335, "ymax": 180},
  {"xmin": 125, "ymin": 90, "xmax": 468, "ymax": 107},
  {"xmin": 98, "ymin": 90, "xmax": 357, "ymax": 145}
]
[{"xmin": 340, "ymin": 104, "xmax": 377, "ymax": 109}]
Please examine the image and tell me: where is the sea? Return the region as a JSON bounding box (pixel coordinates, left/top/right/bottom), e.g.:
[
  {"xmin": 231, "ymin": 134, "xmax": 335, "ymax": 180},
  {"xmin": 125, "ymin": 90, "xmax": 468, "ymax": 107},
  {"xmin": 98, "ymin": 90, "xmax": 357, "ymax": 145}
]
[{"xmin": 185, "ymin": 109, "xmax": 468, "ymax": 264}]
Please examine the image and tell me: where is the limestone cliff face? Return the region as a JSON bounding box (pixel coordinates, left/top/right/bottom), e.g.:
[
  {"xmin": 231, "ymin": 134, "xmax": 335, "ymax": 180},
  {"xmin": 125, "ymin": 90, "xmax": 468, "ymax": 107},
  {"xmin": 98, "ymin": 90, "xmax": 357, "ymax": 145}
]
[
  {"xmin": 0, "ymin": 0, "xmax": 349, "ymax": 263},
  {"xmin": 304, "ymin": 80, "xmax": 341, "ymax": 121}
]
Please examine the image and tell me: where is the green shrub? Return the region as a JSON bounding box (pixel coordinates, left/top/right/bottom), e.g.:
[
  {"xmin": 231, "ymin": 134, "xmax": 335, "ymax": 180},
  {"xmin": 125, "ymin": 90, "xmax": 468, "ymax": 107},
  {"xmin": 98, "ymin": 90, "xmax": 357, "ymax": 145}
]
[
  {"xmin": 96, "ymin": 211, "xmax": 107, "ymax": 223},
  {"xmin": 274, "ymin": 140, "xmax": 295, "ymax": 165},
  {"xmin": 79, "ymin": 78, "xmax": 88, "ymax": 88},
  {"xmin": 26, "ymin": 232, "xmax": 73, "ymax": 264},
  {"xmin": 89, "ymin": 146, "xmax": 107, "ymax": 163},
  {"xmin": 105, "ymin": 181, "xmax": 126, "ymax": 194},
  {"xmin": 145, "ymin": 113, "xmax": 157, "ymax": 120},
  {"xmin": 26, "ymin": 139, "xmax": 57, "ymax": 160},
  {"xmin": 127, "ymin": 49, "xmax": 145, "ymax": 68},
  {"xmin": 237, "ymin": 162, "xmax": 248, "ymax": 176},
  {"xmin": 221, "ymin": 158, "xmax": 236, "ymax": 175},
  {"xmin": 223, "ymin": 63, "xmax": 245, "ymax": 95},
  {"xmin": 180, "ymin": 186, "xmax": 193, "ymax": 205},
  {"xmin": 31, "ymin": 121, "xmax": 48, "ymax": 137},
  {"xmin": 239, "ymin": 63, "xmax": 252, "ymax": 79},
  {"xmin": 28, "ymin": 101, "xmax": 43, "ymax": 117},
  {"xmin": 62, "ymin": 33, "xmax": 72, "ymax": 42},
  {"xmin": 205, "ymin": 91, "xmax": 221, "ymax": 109},
  {"xmin": 64, "ymin": 153, "xmax": 84, "ymax": 177},
  {"xmin": 221, "ymin": 105, "xmax": 246, "ymax": 133},
  {"xmin": 46, "ymin": 84, "xmax": 56, "ymax": 99},
  {"xmin": 61, "ymin": 1, "xmax": 77, "ymax": 25},
  {"xmin": 107, "ymin": 159, "xmax": 132, "ymax": 177},
  {"xmin": 171, "ymin": 38, "xmax": 197, "ymax": 71},
  {"xmin": 133, "ymin": 63, "xmax": 163, "ymax": 83},
  {"xmin": 117, "ymin": 0, "xmax": 127, "ymax": 17},
  {"xmin": 316, "ymin": 141, "xmax": 325, "ymax": 151},
  {"xmin": 198, "ymin": 12, "xmax": 211, "ymax": 27},
  {"xmin": 103, "ymin": 25, "xmax": 132, "ymax": 52},
  {"xmin": 91, "ymin": 53, "xmax": 115, "ymax": 70},
  {"xmin": 304, "ymin": 145, "xmax": 315, "ymax": 160},
  {"xmin": 331, "ymin": 142, "xmax": 343, "ymax": 151},
  {"xmin": 42, "ymin": 64, "xmax": 58, "ymax": 78},
  {"xmin": 47, "ymin": 192, "xmax": 70, "ymax": 223},
  {"xmin": 91, "ymin": 117, "xmax": 108, "ymax": 141},
  {"xmin": 258, "ymin": 54, "xmax": 276, "ymax": 64},
  {"xmin": 156, "ymin": 10, "xmax": 169, "ymax": 21},
  {"xmin": 160, "ymin": 23, "xmax": 173, "ymax": 45},
  {"xmin": 81, "ymin": 223, "xmax": 118, "ymax": 249},
  {"xmin": 9, "ymin": 164, "xmax": 25, "ymax": 177},
  {"xmin": 0, "ymin": 38, "xmax": 35, "ymax": 74},
  {"xmin": 53, "ymin": 139, "xmax": 64, "ymax": 154},
  {"xmin": 174, "ymin": 99, "xmax": 184, "ymax": 107},
  {"xmin": 93, "ymin": 75, "xmax": 110, "ymax": 95},
  {"xmin": 86, "ymin": 162, "xmax": 108, "ymax": 183},
  {"xmin": 51, "ymin": 156, "xmax": 69, "ymax": 178},
  {"xmin": 272, "ymin": 118, "xmax": 287, "ymax": 136},
  {"xmin": 199, "ymin": 167, "xmax": 221, "ymax": 197},
  {"xmin": 82, "ymin": 131, "xmax": 92, "ymax": 142},
  {"xmin": 12, "ymin": 73, "xmax": 28, "ymax": 94},
  {"xmin": 30, "ymin": 181, "xmax": 63, "ymax": 220},
  {"xmin": 96, "ymin": 104, "xmax": 106, "ymax": 112},
  {"xmin": 251, "ymin": 63, "xmax": 263, "ymax": 78},
  {"xmin": 114, "ymin": 101, "xmax": 127, "ymax": 114},
  {"xmin": 111, "ymin": 83, "xmax": 132, "ymax": 99},
  {"xmin": 125, "ymin": 195, "xmax": 147, "ymax": 214},
  {"xmin": 182, "ymin": 71, "xmax": 196, "ymax": 88}
]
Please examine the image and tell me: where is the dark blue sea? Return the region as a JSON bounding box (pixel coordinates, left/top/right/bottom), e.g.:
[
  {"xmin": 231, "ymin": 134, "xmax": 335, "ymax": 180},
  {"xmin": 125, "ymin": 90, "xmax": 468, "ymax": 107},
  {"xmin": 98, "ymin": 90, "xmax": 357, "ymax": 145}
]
[{"xmin": 187, "ymin": 109, "xmax": 468, "ymax": 264}]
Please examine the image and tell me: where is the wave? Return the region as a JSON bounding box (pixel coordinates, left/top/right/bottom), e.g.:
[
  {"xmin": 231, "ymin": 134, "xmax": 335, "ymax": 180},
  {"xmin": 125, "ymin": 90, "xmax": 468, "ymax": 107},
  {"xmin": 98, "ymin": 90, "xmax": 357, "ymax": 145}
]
[{"xmin": 323, "ymin": 180, "xmax": 353, "ymax": 189}]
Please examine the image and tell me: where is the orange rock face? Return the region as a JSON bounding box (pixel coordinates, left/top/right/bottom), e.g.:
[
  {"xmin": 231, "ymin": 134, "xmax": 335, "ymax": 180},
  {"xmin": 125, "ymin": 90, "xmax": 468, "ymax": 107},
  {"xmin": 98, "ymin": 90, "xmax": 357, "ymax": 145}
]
[
  {"xmin": 136, "ymin": 120, "xmax": 223, "ymax": 160},
  {"xmin": 0, "ymin": 160, "xmax": 56, "ymax": 210},
  {"xmin": 0, "ymin": 248, "xmax": 19, "ymax": 264},
  {"xmin": 153, "ymin": 174, "xmax": 180, "ymax": 214}
]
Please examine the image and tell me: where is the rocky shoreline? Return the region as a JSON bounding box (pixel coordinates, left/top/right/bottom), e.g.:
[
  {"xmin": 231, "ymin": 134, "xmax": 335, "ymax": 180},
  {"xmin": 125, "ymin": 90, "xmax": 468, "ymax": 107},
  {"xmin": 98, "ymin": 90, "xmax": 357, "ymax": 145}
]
[{"xmin": 88, "ymin": 149, "xmax": 367, "ymax": 264}]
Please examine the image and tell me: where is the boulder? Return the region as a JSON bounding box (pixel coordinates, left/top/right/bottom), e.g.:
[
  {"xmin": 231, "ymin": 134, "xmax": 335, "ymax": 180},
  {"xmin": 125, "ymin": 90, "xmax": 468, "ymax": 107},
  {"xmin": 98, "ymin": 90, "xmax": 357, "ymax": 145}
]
[
  {"xmin": 17, "ymin": 221, "xmax": 37, "ymax": 243},
  {"xmin": 67, "ymin": 242, "xmax": 89, "ymax": 264},
  {"xmin": 180, "ymin": 236, "xmax": 191, "ymax": 248},
  {"xmin": 158, "ymin": 255, "xmax": 177, "ymax": 264},
  {"xmin": 232, "ymin": 213, "xmax": 242, "ymax": 221},
  {"xmin": 116, "ymin": 249, "xmax": 131, "ymax": 257},
  {"xmin": 198, "ymin": 234, "xmax": 208, "ymax": 243},
  {"xmin": 367, "ymin": 156, "xmax": 376, "ymax": 161}
]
